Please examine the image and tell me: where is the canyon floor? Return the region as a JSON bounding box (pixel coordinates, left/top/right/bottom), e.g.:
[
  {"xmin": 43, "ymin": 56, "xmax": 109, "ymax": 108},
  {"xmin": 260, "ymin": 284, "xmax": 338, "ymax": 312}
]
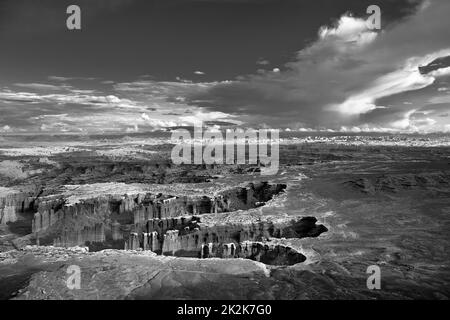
[{"xmin": 0, "ymin": 132, "xmax": 449, "ymax": 299}]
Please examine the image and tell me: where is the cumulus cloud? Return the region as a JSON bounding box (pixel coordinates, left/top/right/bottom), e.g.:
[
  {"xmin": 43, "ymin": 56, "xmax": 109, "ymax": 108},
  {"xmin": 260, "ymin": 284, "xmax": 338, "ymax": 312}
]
[
  {"xmin": 256, "ymin": 59, "xmax": 270, "ymax": 65},
  {"xmin": 0, "ymin": 86, "xmax": 150, "ymax": 133},
  {"xmin": 182, "ymin": 0, "xmax": 450, "ymax": 132},
  {"xmin": 0, "ymin": 125, "xmax": 12, "ymax": 132},
  {"xmin": 2, "ymin": 0, "xmax": 449, "ymax": 134},
  {"xmin": 0, "ymin": 90, "xmax": 141, "ymax": 109},
  {"xmin": 318, "ymin": 15, "xmax": 378, "ymax": 47},
  {"xmin": 0, "ymin": 78, "xmax": 237, "ymax": 133}
]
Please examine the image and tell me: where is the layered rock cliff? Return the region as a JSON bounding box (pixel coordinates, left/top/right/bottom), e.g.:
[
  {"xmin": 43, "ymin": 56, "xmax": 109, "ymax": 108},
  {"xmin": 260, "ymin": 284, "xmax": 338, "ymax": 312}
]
[
  {"xmin": 5, "ymin": 179, "xmax": 325, "ymax": 266},
  {"xmin": 0, "ymin": 187, "xmax": 38, "ymax": 225},
  {"xmin": 29, "ymin": 182, "xmax": 289, "ymax": 251},
  {"xmin": 125, "ymin": 215, "xmax": 326, "ymax": 265}
]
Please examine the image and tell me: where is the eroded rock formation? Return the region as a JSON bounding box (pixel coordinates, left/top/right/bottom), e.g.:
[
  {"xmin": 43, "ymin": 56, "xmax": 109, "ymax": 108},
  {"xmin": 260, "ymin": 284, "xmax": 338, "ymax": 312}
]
[
  {"xmin": 0, "ymin": 188, "xmax": 37, "ymax": 225},
  {"xmin": 30, "ymin": 182, "xmax": 288, "ymax": 251},
  {"xmin": 125, "ymin": 215, "xmax": 326, "ymax": 265},
  {"xmin": 8, "ymin": 180, "xmax": 325, "ymax": 266}
]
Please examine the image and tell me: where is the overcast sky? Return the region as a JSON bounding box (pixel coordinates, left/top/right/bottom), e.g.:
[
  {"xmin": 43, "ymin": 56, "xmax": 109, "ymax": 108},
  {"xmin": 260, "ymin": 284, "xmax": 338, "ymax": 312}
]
[{"xmin": 0, "ymin": 0, "xmax": 449, "ymax": 134}]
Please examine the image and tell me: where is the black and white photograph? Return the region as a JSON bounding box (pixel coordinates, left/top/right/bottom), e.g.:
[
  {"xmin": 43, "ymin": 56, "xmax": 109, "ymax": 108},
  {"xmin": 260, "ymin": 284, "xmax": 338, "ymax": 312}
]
[{"xmin": 0, "ymin": 0, "xmax": 449, "ymax": 306}]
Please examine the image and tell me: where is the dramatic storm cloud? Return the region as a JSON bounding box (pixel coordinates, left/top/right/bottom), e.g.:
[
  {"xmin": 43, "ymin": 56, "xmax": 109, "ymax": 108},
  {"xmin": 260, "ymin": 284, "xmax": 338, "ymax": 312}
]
[
  {"xmin": 184, "ymin": 0, "xmax": 450, "ymax": 132},
  {"xmin": 0, "ymin": 0, "xmax": 448, "ymax": 133}
]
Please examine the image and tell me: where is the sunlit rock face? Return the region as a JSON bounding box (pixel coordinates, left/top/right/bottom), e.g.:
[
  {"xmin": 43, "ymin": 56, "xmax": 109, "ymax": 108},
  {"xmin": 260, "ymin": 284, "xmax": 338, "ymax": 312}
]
[
  {"xmin": 0, "ymin": 187, "xmax": 38, "ymax": 225},
  {"xmin": 28, "ymin": 182, "xmax": 291, "ymax": 251},
  {"xmin": 0, "ymin": 192, "xmax": 22, "ymax": 224},
  {"xmin": 53, "ymin": 223, "xmax": 106, "ymax": 247},
  {"xmin": 25, "ymin": 180, "xmax": 323, "ymax": 267},
  {"xmin": 125, "ymin": 215, "xmax": 326, "ymax": 266}
]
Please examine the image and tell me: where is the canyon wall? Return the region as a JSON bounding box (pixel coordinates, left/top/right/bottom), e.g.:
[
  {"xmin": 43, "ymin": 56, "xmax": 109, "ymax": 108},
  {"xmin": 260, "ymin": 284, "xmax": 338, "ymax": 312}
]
[
  {"xmin": 30, "ymin": 182, "xmax": 288, "ymax": 250},
  {"xmin": 0, "ymin": 188, "xmax": 37, "ymax": 225},
  {"xmin": 1, "ymin": 167, "xmax": 325, "ymax": 266},
  {"xmin": 124, "ymin": 216, "xmax": 326, "ymax": 265}
]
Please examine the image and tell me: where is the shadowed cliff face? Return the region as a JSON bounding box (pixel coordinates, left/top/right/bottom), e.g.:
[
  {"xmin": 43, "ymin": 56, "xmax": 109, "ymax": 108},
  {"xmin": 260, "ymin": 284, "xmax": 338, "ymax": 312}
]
[
  {"xmin": 23, "ymin": 181, "xmax": 327, "ymax": 266},
  {"xmin": 197, "ymin": 241, "xmax": 307, "ymax": 266},
  {"xmin": 28, "ymin": 183, "xmax": 281, "ymax": 241},
  {"xmin": 0, "ymin": 152, "xmax": 304, "ymax": 263},
  {"xmin": 0, "ymin": 186, "xmax": 41, "ymax": 225},
  {"xmin": 157, "ymin": 218, "xmax": 325, "ymax": 265},
  {"xmin": 0, "ymin": 192, "xmax": 34, "ymax": 225},
  {"xmin": 0, "ymin": 187, "xmax": 41, "ymax": 250}
]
